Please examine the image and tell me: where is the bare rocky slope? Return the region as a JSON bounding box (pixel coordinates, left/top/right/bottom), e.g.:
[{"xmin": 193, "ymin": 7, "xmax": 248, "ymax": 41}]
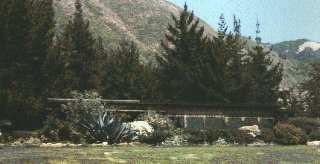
[{"xmin": 53, "ymin": 0, "xmax": 303, "ymax": 90}]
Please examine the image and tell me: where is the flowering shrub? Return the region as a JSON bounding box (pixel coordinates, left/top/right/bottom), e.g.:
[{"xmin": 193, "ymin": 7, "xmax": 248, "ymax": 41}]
[
  {"xmin": 137, "ymin": 111, "xmax": 174, "ymax": 145},
  {"xmin": 239, "ymin": 125, "xmax": 261, "ymax": 137},
  {"xmin": 130, "ymin": 121, "xmax": 153, "ymax": 136}
]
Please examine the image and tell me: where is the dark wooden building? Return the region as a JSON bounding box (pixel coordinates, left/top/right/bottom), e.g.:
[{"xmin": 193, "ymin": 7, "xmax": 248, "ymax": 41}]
[{"xmin": 47, "ymin": 99, "xmax": 282, "ymax": 129}]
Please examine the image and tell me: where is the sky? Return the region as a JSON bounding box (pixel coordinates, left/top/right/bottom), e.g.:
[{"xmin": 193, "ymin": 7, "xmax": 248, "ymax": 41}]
[{"xmin": 168, "ymin": 0, "xmax": 320, "ymax": 44}]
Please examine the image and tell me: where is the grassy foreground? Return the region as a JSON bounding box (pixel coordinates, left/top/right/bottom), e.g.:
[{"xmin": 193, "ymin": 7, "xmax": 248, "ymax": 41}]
[{"xmin": 0, "ymin": 145, "xmax": 319, "ymax": 163}]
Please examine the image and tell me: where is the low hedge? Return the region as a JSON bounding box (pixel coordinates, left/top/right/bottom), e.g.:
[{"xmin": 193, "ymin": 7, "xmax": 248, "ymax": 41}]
[
  {"xmin": 289, "ymin": 117, "xmax": 320, "ymax": 134},
  {"xmin": 273, "ymin": 123, "xmax": 307, "ymax": 145}
]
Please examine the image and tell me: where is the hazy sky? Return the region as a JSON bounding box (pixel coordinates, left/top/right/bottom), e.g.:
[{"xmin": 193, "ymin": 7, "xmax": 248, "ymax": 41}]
[{"xmin": 168, "ymin": 0, "xmax": 320, "ymax": 43}]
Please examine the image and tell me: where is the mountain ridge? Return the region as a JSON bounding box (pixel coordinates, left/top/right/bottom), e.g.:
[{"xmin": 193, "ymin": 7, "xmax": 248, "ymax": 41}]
[
  {"xmin": 272, "ymin": 39, "xmax": 320, "ymax": 62},
  {"xmin": 53, "ymin": 0, "xmax": 305, "ymax": 90}
]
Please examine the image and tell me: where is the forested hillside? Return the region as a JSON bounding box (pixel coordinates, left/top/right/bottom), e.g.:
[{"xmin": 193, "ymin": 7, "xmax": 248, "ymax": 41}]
[{"xmin": 1, "ymin": 0, "xmax": 319, "ymax": 130}]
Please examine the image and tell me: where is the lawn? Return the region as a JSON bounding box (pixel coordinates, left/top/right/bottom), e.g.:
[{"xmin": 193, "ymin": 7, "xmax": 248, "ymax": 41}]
[{"xmin": 0, "ymin": 145, "xmax": 319, "ymax": 163}]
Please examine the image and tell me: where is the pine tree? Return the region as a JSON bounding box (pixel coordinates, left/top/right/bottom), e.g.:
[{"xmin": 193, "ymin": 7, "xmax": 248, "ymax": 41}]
[
  {"xmin": 303, "ymin": 63, "xmax": 320, "ymax": 116},
  {"xmin": 27, "ymin": 0, "xmax": 55, "ymax": 98},
  {"xmin": 101, "ymin": 40, "xmax": 148, "ymax": 99},
  {"xmin": 0, "ymin": 0, "xmax": 31, "ymax": 127},
  {"xmin": 246, "ymin": 22, "xmax": 283, "ymax": 104},
  {"xmin": 223, "ymin": 16, "xmax": 248, "ymax": 103},
  {"xmin": 209, "ymin": 15, "xmax": 249, "ymax": 103},
  {"xmin": 46, "ymin": 0, "xmax": 100, "ymax": 97},
  {"xmin": 158, "ymin": 4, "xmax": 225, "ymax": 102},
  {"xmin": 68, "ymin": 0, "xmax": 96, "ymax": 91},
  {"xmin": 0, "ymin": 0, "xmax": 55, "ymax": 129}
]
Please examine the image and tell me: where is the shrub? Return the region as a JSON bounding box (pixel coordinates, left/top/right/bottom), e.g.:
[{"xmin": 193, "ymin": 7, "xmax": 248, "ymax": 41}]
[
  {"xmin": 38, "ymin": 115, "xmax": 76, "ymax": 142},
  {"xmin": 185, "ymin": 129, "xmax": 207, "ymax": 145},
  {"xmin": 289, "ymin": 117, "xmax": 320, "ymax": 134},
  {"xmin": 273, "ymin": 123, "xmax": 308, "ymax": 145},
  {"xmin": 146, "ymin": 111, "xmax": 175, "ymax": 134},
  {"xmin": 260, "ymin": 128, "xmax": 276, "ymax": 143},
  {"xmin": 138, "ymin": 130, "xmax": 169, "ymax": 146},
  {"xmin": 0, "ymin": 120, "xmax": 12, "ymax": 133},
  {"xmin": 137, "ymin": 111, "xmax": 174, "ymax": 145},
  {"xmin": 41, "ymin": 91, "xmax": 137, "ymax": 144},
  {"xmin": 184, "ymin": 128, "xmax": 255, "ymax": 145},
  {"xmin": 308, "ymin": 130, "xmax": 320, "ymax": 141},
  {"xmin": 206, "ymin": 128, "xmax": 221, "ymax": 144},
  {"xmin": 0, "ymin": 132, "xmax": 13, "ymax": 143},
  {"xmin": 222, "ymin": 130, "xmax": 256, "ymax": 144},
  {"xmin": 239, "ymin": 125, "xmax": 261, "ymax": 137},
  {"xmin": 131, "ymin": 121, "xmax": 154, "ymax": 136}
]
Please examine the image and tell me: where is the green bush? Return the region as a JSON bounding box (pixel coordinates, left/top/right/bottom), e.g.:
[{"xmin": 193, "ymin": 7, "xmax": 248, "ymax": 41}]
[
  {"xmin": 0, "ymin": 132, "xmax": 13, "ymax": 143},
  {"xmin": 184, "ymin": 128, "xmax": 255, "ymax": 145},
  {"xmin": 0, "ymin": 120, "xmax": 12, "ymax": 133},
  {"xmin": 138, "ymin": 130, "xmax": 169, "ymax": 146},
  {"xmin": 185, "ymin": 129, "xmax": 207, "ymax": 145},
  {"xmin": 273, "ymin": 123, "xmax": 308, "ymax": 145},
  {"xmin": 41, "ymin": 91, "xmax": 137, "ymax": 144},
  {"xmin": 289, "ymin": 117, "xmax": 320, "ymax": 134},
  {"xmin": 206, "ymin": 128, "xmax": 221, "ymax": 144},
  {"xmin": 39, "ymin": 115, "xmax": 79, "ymax": 143},
  {"xmin": 222, "ymin": 130, "xmax": 256, "ymax": 144},
  {"xmin": 308, "ymin": 130, "xmax": 320, "ymax": 141},
  {"xmin": 260, "ymin": 128, "xmax": 276, "ymax": 143},
  {"xmin": 138, "ymin": 111, "xmax": 174, "ymax": 145}
]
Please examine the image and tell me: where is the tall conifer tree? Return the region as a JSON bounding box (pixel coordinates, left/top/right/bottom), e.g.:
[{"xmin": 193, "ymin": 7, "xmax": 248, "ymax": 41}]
[
  {"xmin": 246, "ymin": 22, "xmax": 283, "ymax": 104},
  {"xmin": 102, "ymin": 40, "xmax": 149, "ymax": 99},
  {"xmin": 0, "ymin": 0, "xmax": 55, "ymax": 128},
  {"xmin": 303, "ymin": 63, "xmax": 320, "ymax": 116},
  {"xmin": 46, "ymin": 0, "xmax": 100, "ymax": 97},
  {"xmin": 158, "ymin": 4, "xmax": 225, "ymax": 102}
]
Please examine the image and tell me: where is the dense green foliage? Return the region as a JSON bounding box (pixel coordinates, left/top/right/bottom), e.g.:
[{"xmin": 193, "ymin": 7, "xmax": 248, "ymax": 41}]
[
  {"xmin": 46, "ymin": 0, "xmax": 102, "ymax": 97},
  {"xmin": 158, "ymin": 4, "xmax": 225, "ymax": 102},
  {"xmin": 302, "ymin": 63, "xmax": 320, "ymax": 116},
  {"xmin": 41, "ymin": 91, "xmax": 137, "ymax": 144},
  {"xmin": 272, "ymin": 39, "xmax": 320, "ymax": 62},
  {"xmin": 273, "ymin": 123, "xmax": 308, "ymax": 145},
  {"xmin": 289, "ymin": 117, "xmax": 320, "ymax": 134},
  {"xmin": 245, "ymin": 23, "xmax": 283, "ymax": 104},
  {"xmin": 3, "ymin": 0, "xmax": 318, "ymax": 133},
  {"xmin": 0, "ymin": 0, "xmax": 55, "ymax": 129},
  {"xmin": 184, "ymin": 128, "xmax": 256, "ymax": 145},
  {"xmin": 138, "ymin": 111, "xmax": 174, "ymax": 145},
  {"xmin": 158, "ymin": 7, "xmax": 283, "ymax": 104},
  {"xmin": 101, "ymin": 40, "xmax": 158, "ymax": 99}
]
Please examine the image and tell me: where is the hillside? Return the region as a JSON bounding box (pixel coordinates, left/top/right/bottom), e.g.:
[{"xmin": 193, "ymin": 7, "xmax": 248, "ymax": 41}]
[
  {"xmin": 53, "ymin": 0, "xmax": 216, "ymax": 61},
  {"xmin": 53, "ymin": 0, "xmax": 304, "ymax": 90},
  {"xmin": 272, "ymin": 39, "xmax": 320, "ymax": 62}
]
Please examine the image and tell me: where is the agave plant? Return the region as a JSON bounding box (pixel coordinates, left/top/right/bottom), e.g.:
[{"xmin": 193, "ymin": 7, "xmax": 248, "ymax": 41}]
[
  {"xmin": 105, "ymin": 120, "xmax": 138, "ymax": 144},
  {"xmin": 61, "ymin": 91, "xmax": 137, "ymax": 144}
]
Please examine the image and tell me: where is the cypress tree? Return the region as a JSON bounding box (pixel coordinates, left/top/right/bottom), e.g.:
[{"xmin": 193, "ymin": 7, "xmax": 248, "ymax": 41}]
[
  {"xmin": 0, "ymin": 0, "xmax": 31, "ymax": 127},
  {"xmin": 101, "ymin": 40, "xmax": 147, "ymax": 99},
  {"xmin": 303, "ymin": 63, "xmax": 320, "ymax": 116},
  {"xmin": 223, "ymin": 16, "xmax": 248, "ymax": 103},
  {"xmin": 46, "ymin": 0, "xmax": 100, "ymax": 97},
  {"xmin": 158, "ymin": 4, "xmax": 225, "ymax": 102},
  {"xmin": 210, "ymin": 15, "xmax": 248, "ymax": 103},
  {"xmin": 0, "ymin": 0, "xmax": 55, "ymax": 129},
  {"xmin": 246, "ymin": 22, "xmax": 283, "ymax": 104},
  {"xmin": 69, "ymin": 0, "xmax": 96, "ymax": 91}
]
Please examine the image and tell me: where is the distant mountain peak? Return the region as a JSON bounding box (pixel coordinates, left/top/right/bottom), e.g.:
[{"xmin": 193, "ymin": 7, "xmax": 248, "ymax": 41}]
[{"xmin": 298, "ymin": 41, "xmax": 320, "ymax": 52}]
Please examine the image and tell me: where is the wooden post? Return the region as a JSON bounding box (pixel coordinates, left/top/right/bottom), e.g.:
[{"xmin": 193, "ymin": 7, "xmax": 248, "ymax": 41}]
[
  {"xmin": 184, "ymin": 115, "xmax": 187, "ymax": 128},
  {"xmin": 224, "ymin": 116, "xmax": 229, "ymax": 124}
]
